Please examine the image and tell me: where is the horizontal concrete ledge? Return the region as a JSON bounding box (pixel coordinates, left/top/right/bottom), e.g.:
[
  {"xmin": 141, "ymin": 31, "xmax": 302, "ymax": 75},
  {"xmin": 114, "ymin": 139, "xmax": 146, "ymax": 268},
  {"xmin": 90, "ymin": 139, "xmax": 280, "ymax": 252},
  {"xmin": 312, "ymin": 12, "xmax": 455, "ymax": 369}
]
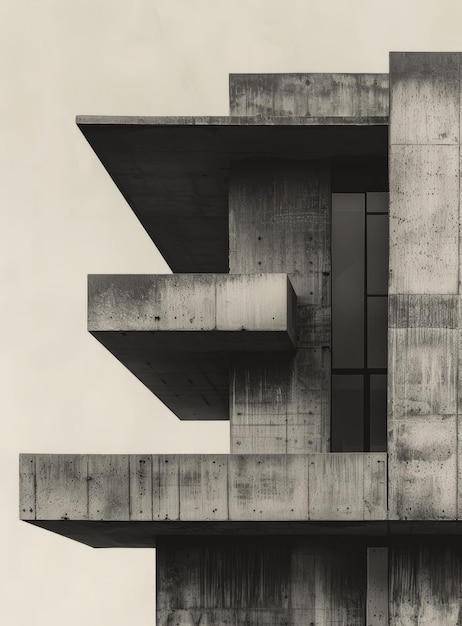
[
  {"xmin": 77, "ymin": 115, "xmax": 388, "ymax": 126},
  {"xmin": 77, "ymin": 120, "xmax": 387, "ymax": 272},
  {"xmin": 88, "ymin": 274, "xmax": 296, "ymax": 421},
  {"xmin": 20, "ymin": 453, "xmax": 387, "ymax": 546}
]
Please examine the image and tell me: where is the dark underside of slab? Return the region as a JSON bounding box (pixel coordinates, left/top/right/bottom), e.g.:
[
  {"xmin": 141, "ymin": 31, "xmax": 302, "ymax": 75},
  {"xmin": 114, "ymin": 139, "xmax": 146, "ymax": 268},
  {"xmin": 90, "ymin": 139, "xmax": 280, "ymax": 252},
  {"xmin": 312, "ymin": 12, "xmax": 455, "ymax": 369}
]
[
  {"xmin": 90, "ymin": 333, "xmax": 295, "ymax": 420},
  {"xmin": 77, "ymin": 118, "xmax": 388, "ymax": 272},
  {"xmin": 25, "ymin": 520, "xmax": 462, "ymax": 548}
]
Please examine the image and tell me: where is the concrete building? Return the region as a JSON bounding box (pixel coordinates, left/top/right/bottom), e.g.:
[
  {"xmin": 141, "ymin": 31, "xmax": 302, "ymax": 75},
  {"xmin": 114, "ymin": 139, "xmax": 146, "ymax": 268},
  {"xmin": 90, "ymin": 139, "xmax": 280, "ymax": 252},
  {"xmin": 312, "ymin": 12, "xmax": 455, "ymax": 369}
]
[{"xmin": 19, "ymin": 52, "xmax": 462, "ymax": 624}]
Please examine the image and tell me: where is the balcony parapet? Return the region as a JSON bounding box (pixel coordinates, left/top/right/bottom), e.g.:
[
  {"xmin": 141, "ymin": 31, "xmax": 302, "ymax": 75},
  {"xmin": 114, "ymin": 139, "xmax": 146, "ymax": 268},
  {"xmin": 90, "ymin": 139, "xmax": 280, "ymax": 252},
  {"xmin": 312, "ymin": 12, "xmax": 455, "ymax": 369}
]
[{"xmin": 20, "ymin": 452, "xmax": 386, "ymax": 547}]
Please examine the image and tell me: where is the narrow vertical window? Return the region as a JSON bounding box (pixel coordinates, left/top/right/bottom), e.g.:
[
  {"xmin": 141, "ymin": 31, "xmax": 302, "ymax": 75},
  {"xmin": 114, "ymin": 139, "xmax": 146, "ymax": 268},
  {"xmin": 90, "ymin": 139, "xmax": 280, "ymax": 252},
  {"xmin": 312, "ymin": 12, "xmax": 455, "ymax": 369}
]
[
  {"xmin": 331, "ymin": 192, "xmax": 388, "ymax": 452},
  {"xmin": 332, "ymin": 194, "xmax": 365, "ymax": 369}
]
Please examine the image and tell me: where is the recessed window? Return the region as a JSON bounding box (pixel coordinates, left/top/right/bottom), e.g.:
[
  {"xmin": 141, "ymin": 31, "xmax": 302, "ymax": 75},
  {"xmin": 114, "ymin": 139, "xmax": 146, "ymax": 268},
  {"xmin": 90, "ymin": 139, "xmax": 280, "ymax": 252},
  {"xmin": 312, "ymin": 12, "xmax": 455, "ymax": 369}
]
[{"xmin": 331, "ymin": 192, "xmax": 388, "ymax": 452}]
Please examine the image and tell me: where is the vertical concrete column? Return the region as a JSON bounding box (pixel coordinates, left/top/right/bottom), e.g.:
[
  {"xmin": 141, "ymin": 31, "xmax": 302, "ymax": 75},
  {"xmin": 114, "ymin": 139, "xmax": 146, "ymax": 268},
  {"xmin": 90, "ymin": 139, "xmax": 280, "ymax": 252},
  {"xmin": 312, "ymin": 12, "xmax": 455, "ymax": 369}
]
[
  {"xmin": 388, "ymin": 52, "xmax": 460, "ymax": 519},
  {"xmin": 228, "ymin": 160, "xmax": 331, "ymax": 453}
]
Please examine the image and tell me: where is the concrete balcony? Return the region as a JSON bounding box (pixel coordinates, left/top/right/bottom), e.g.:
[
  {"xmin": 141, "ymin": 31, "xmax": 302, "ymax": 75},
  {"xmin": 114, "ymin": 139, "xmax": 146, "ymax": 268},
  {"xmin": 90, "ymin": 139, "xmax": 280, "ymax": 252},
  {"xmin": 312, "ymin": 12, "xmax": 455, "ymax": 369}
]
[
  {"xmin": 20, "ymin": 452, "xmax": 387, "ymax": 547},
  {"xmin": 88, "ymin": 273, "xmax": 296, "ymax": 420}
]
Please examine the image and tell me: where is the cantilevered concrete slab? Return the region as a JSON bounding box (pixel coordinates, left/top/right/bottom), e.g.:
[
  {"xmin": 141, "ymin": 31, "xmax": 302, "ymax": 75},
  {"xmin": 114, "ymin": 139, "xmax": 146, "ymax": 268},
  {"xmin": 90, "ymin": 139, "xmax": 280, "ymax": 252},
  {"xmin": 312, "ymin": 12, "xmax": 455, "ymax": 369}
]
[
  {"xmin": 77, "ymin": 115, "xmax": 388, "ymax": 272},
  {"xmin": 20, "ymin": 453, "xmax": 387, "ymax": 547},
  {"xmin": 89, "ymin": 273, "xmax": 296, "ymax": 420}
]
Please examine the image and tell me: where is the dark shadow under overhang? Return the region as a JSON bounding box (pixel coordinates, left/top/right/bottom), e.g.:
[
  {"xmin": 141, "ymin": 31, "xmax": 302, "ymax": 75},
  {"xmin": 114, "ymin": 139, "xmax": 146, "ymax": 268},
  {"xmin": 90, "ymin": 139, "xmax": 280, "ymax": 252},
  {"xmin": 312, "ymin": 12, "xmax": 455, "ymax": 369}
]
[
  {"xmin": 77, "ymin": 116, "xmax": 388, "ymax": 272},
  {"xmin": 25, "ymin": 521, "xmax": 462, "ymax": 549},
  {"xmin": 25, "ymin": 520, "xmax": 389, "ymax": 548}
]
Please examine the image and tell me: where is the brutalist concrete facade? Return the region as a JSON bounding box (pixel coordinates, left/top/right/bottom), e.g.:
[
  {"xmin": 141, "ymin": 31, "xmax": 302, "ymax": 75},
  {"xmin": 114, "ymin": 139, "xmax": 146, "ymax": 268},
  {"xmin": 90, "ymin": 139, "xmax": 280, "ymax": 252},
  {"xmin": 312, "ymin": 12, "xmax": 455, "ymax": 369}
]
[{"xmin": 19, "ymin": 52, "xmax": 462, "ymax": 624}]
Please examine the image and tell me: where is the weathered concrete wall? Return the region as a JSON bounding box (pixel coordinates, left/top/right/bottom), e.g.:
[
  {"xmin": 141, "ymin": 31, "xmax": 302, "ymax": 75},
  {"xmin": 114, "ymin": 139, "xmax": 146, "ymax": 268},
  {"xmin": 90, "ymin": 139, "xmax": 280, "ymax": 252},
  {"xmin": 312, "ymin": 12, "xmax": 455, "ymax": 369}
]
[
  {"xmin": 88, "ymin": 273, "xmax": 296, "ymax": 421},
  {"xmin": 390, "ymin": 539, "xmax": 462, "ymax": 625},
  {"xmin": 388, "ymin": 295, "xmax": 458, "ymax": 519},
  {"xmin": 157, "ymin": 537, "xmax": 367, "ymax": 626},
  {"xmin": 229, "ymin": 159, "xmax": 331, "ymax": 453},
  {"xmin": 388, "ymin": 53, "xmax": 461, "ymax": 520},
  {"xmin": 20, "ymin": 453, "xmax": 387, "ymax": 526},
  {"xmin": 229, "ymin": 73, "xmax": 389, "ymax": 119},
  {"xmin": 89, "ymin": 273, "xmax": 296, "ymax": 338}
]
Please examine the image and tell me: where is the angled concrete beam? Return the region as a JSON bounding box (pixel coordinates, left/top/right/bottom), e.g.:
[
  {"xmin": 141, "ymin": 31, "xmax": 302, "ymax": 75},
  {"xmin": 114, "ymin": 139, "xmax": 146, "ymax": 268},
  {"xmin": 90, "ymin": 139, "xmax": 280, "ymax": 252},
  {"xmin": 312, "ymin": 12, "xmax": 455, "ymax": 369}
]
[
  {"xmin": 88, "ymin": 274, "xmax": 296, "ymax": 420},
  {"xmin": 20, "ymin": 453, "xmax": 387, "ymax": 547}
]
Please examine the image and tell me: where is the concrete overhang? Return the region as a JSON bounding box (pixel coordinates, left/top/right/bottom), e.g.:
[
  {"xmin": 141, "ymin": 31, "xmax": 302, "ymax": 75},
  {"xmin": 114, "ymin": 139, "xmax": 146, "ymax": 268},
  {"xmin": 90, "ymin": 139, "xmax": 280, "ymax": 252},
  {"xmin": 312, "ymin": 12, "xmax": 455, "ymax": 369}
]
[
  {"xmin": 77, "ymin": 115, "xmax": 388, "ymax": 272},
  {"xmin": 20, "ymin": 453, "xmax": 387, "ymax": 547},
  {"xmin": 88, "ymin": 273, "xmax": 296, "ymax": 420}
]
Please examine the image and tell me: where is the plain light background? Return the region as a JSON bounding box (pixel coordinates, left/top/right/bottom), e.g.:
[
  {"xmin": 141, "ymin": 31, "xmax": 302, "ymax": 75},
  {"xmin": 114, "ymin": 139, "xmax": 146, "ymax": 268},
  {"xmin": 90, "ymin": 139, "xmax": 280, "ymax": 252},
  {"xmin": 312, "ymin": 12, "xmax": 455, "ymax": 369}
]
[{"xmin": 2, "ymin": 1, "xmax": 462, "ymax": 623}]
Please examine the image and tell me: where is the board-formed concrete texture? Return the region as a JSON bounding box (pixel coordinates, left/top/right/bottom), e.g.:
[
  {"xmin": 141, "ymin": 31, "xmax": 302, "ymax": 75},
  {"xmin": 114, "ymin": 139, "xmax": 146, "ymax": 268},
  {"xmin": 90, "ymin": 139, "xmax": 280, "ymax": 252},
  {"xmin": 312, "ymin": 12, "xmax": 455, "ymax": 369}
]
[
  {"xmin": 229, "ymin": 159, "xmax": 331, "ymax": 453},
  {"xmin": 388, "ymin": 53, "xmax": 461, "ymax": 525},
  {"xmin": 229, "ymin": 72, "xmax": 390, "ymax": 118},
  {"xmin": 156, "ymin": 537, "xmax": 369, "ymax": 626},
  {"xmin": 20, "ymin": 452, "xmax": 387, "ymax": 531},
  {"xmin": 21, "ymin": 53, "xmax": 462, "ymax": 626}
]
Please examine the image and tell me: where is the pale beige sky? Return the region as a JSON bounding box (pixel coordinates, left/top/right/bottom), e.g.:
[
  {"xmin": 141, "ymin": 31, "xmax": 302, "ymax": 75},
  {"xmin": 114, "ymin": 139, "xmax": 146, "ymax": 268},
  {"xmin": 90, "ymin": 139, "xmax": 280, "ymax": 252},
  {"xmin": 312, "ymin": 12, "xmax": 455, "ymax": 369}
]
[{"xmin": 2, "ymin": 1, "xmax": 461, "ymax": 624}]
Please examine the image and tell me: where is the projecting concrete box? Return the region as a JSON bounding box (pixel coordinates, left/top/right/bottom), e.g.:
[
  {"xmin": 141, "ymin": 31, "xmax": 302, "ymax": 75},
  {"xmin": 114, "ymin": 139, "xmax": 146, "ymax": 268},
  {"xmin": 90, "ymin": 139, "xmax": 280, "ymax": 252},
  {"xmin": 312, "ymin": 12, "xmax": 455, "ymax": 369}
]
[{"xmin": 88, "ymin": 273, "xmax": 296, "ymax": 420}]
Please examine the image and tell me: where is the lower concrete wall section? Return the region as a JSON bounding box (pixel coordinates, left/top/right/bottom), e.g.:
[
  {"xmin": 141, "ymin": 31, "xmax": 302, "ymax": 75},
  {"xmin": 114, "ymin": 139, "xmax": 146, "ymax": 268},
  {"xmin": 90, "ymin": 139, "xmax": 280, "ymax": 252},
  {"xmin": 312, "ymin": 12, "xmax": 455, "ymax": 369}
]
[
  {"xmin": 157, "ymin": 537, "xmax": 367, "ymax": 626},
  {"xmin": 390, "ymin": 539, "xmax": 462, "ymax": 625},
  {"xmin": 157, "ymin": 537, "xmax": 462, "ymax": 626}
]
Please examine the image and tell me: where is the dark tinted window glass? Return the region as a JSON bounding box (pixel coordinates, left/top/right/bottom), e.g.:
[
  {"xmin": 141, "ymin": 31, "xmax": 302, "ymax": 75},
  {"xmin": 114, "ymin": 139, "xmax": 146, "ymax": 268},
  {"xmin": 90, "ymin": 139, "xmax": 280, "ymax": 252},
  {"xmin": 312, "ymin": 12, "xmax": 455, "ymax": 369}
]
[
  {"xmin": 367, "ymin": 297, "xmax": 388, "ymax": 369},
  {"xmin": 370, "ymin": 374, "xmax": 387, "ymax": 451},
  {"xmin": 366, "ymin": 192, "xmax": 388, "ymax": 213},
  {"xmin": 332, "ymin": 194, "xmax": 364, "ymax": 368},
  {"xmin": 367, "ymin": 215, "xmax": 389, "ymax": 294},
  {"xmin": 332, "ymin": 375, "xmax": 364, "ymax": 452},
  {"xmin": 332, "ymin": 190, "xmax": 388, "ymax": 452}
]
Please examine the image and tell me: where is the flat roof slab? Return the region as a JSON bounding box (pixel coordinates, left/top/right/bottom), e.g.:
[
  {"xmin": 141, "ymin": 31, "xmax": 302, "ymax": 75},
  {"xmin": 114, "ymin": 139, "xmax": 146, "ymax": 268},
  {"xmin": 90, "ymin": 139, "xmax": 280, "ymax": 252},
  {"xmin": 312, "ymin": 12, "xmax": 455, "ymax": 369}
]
[
  {"xmin": 88, "ymin": 273, "xmax": 296, "ymax": 420},
  {"xmin": 77, "ymin": 116, "xmax": 388, "ymax": 272}
]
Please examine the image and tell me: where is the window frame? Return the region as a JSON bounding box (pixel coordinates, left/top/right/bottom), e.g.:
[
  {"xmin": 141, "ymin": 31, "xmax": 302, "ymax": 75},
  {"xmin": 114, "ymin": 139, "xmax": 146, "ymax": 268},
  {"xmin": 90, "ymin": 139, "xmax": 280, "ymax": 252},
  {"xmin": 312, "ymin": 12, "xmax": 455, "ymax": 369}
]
[{"xmin": 331, "ymin": 191, "xmax": 388, "ymax": 453}]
